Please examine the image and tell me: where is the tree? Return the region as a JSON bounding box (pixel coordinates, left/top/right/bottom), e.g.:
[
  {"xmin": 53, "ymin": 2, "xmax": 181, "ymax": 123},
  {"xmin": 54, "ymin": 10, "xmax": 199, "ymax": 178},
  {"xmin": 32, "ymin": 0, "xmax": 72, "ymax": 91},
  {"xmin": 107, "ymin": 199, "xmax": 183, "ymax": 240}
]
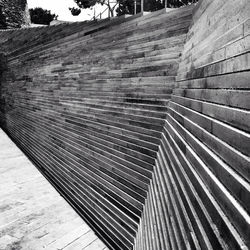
[
  {"xmin": 29, "ymin": 8, "xmax": 58, "ymax": 25},
  {"xmin": 116, "ymin": 0, "xmax": 135, "ymax": 16},
  {"xmin": 165, "ymin": 0, "xmax": 199, "ymax": 8},
  {"xmin": 116, "ymin": 0, "xmax": 163, "ymax": 16},
  {"xmin": 69, "ymin": 7, "xmax": 82, "ymax": 16},
  {"xmin": 71, "ymin": 0, "xmax": 117, "ymax": 18},
  {"xmin": 70, "ymin": 0, "xmax": 198, "ymax": 19},
  {"xmin": 116, "ymin": 0, "xmax": 198, "ymax": 16},
  {"xmin": 0, "ymin": 0, "xmax": 30, "ymax": 29}
]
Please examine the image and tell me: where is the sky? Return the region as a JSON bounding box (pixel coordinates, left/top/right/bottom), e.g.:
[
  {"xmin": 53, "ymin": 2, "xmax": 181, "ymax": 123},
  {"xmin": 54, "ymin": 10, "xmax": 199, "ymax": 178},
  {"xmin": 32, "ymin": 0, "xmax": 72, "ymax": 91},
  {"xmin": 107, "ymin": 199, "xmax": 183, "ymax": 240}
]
[{"xmin": 27, "ymin": 0, "xmax": 109, "ymax": 22}]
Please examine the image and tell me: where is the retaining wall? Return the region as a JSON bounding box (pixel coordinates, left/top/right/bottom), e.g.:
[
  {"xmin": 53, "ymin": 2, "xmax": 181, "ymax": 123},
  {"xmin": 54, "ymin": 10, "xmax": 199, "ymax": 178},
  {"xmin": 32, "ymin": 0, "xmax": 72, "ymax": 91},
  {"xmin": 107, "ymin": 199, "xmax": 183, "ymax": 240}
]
[
  {"xmin": 0, "ymin": 1, "xmax": 249, "ymax": 249},
  {"xmin": 134, "ymin": 0, "xmax": 250, "ymax": 249},
  {"xmin": 0, "ymin": 7, "xmax": 193, "ymax": 250}
]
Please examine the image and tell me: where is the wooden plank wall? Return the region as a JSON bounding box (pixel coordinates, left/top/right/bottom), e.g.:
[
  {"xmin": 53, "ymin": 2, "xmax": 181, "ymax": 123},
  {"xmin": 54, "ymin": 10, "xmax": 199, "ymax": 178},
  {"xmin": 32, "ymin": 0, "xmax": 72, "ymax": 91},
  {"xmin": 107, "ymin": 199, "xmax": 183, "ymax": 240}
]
[
  {"xmin": 134, "ymin": 0, "xmax": 250, "ymax": 249},
  {"xmin": 0, "ymin": 6, "xmax": 194, "ymax": 250},
  {"xmin": 1, "ymin": 1, "xmax": 249, "ymax": 249}
]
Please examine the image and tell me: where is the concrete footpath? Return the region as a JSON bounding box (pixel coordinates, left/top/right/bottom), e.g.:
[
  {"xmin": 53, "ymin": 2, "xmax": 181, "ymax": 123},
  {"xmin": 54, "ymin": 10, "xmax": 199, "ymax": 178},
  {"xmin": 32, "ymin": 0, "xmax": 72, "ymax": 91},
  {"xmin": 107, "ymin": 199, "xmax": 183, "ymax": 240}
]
[{"xmin": 0, "ymin": 128, "xmax": 108, "ymax": 250}]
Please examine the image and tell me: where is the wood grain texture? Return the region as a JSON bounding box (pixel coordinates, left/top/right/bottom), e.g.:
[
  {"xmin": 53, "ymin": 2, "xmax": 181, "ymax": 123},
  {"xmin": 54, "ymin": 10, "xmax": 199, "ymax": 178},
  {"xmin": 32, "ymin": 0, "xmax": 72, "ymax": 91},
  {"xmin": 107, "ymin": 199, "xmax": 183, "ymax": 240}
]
[
  {"xmin": 0, "ymin": 7, "xmax": 194, "ymax": 250},
  {"xmin": 1, "ymin": 1, "xmax": 250, "ymax": 249},
  {"xmin": 134, "ymin": 1, "xmax": 250, "ymax": 249}
]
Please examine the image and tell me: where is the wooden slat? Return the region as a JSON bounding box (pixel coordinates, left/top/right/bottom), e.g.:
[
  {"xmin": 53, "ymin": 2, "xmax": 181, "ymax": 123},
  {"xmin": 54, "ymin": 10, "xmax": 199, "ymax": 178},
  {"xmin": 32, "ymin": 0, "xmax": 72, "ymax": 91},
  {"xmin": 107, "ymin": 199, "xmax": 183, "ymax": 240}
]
[
  {"xmin": 0, "ymin": 5, "xmax": 194, "ymax": 249},
  {"xmin": 1, "ymin": 1, "xmax": 250, "ymax": 250}
]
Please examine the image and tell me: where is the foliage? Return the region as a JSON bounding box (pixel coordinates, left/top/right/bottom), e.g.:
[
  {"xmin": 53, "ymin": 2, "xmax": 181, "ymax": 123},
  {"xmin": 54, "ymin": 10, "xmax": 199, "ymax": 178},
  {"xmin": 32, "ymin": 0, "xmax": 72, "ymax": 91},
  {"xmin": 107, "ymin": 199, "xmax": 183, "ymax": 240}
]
[
  {"xmin": 71, "ymin": 0, "xmax": 198, "ymax": 18},
  {"xmin": 72, "ymin": 0, "xmax": 117, "ymax": 17},
  {"xmin": 74, "ymin": 0, "xmax": 98, "ymax": 9},
  {"xmin": 166, "ymin": 0, "xmax": 199, "ymax": 8},
  {"xmin": 116, "ymin": 0, "xmax": 164, "ymax": 15},
  {"xmin": 69, "ymin": 7, "xmax": 82, "ymax": 16},
  {"xmin": 116, "ymin": 0, "xmax": 136, "ymax": 16},
  {"xmin": 29, "ymin": 8, "xmax": 58, "ymax": 25},
  {"xmin": 116, "ymin": 0, "xmax": 198, "ymax": 16}
]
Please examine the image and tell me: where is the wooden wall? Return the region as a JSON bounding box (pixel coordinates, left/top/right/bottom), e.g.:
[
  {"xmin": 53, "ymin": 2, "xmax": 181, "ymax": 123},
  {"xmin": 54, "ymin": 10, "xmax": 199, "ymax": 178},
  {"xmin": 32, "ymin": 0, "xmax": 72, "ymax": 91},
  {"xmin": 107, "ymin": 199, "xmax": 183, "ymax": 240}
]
[
  {"xmin": 134, "ymin": 0, "xmax": 250, "ymax": 249},
  {"xmin": 177, "ymin": 0, "xmax": 250, "ymax": 81},
  {"xmin": 0, "ymin": 7, "xmax": 193, "ymax": 250},
  {"xmin": 0, "ymin": 1, "xmax": 249, "ymax": 249}
]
